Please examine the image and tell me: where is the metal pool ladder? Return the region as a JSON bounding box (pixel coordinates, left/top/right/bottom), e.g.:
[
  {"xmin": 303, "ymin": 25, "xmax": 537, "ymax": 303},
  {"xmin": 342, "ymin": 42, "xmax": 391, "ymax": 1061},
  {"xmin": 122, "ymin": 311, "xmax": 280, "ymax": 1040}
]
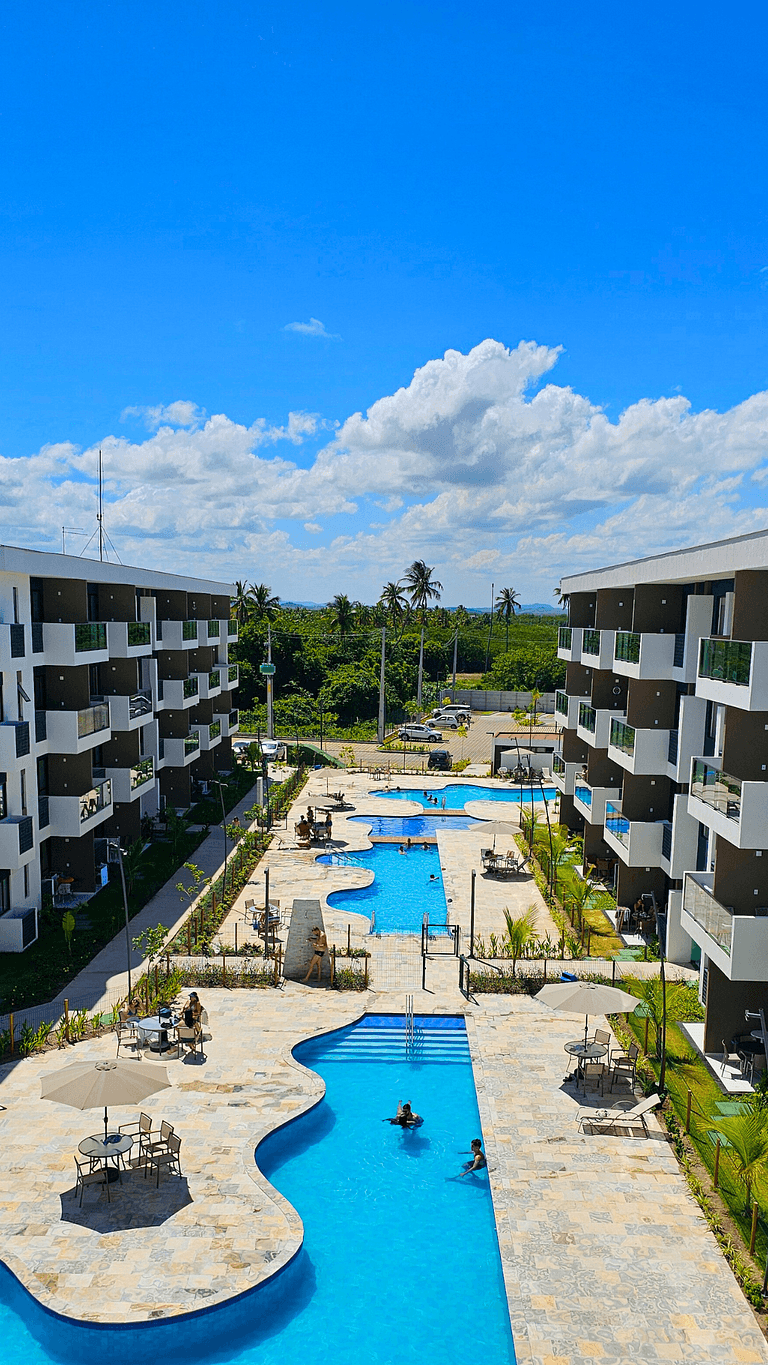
[{"xmin": 404, "ymin": 995, "xmax": 423, "ymax": 1058}]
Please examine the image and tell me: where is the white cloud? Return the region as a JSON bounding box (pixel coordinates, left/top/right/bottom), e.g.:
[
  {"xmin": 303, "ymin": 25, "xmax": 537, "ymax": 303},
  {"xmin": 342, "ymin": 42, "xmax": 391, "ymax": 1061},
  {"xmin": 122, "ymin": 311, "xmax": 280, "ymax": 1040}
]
[
  {"xmin": 4, "ymin": 340, "xmax": 768, "ymax": 601},
  {"xmin": 283, "ymin": 317, "xmax": 340, "ymax": 339},
  {"xmin": 121, "ymin": 400, "xmax": 204, "ymax": 430}
]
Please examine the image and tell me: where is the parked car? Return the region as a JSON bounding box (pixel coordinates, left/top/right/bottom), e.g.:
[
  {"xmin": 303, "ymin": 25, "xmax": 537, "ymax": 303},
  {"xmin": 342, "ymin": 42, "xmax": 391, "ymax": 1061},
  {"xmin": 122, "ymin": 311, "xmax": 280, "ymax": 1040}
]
[
  {"xmin": 428, "ymin": 749, "xmax": 452, "ymax": 771},
  {"xmin": 432, "ymin": 711, "xmax": 466, "ymax": 729},
  {"xmin": 398, "ymin": 723, "xmax": 443, "ymax": 742},
  {"xmin": 432, "ymin": 706, "xmax": 470, "ymax": 725}
]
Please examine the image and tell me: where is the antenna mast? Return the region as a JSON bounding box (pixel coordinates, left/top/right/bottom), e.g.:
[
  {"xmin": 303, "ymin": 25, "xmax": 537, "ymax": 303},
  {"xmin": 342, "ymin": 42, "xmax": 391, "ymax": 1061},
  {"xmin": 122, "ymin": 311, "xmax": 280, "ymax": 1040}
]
[{"xmin": 98, "ymin": 449, "xmax": 104, "ymax": 562}]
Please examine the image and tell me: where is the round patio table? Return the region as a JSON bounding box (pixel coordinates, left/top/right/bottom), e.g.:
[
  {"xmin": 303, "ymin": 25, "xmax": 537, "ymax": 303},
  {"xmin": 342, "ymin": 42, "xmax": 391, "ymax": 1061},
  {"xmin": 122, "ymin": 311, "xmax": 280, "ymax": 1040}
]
[
  {"xmin": 137, "ymin": 1015, "xmax": 178, "ymax": 1052},
  {"xmin": 563, "ymin": 1040, "xmax": 608, "ymax": 1082},
  {"xmin": 78, "ymin": 1132, "xmax": 133, "ymax": 1183}
]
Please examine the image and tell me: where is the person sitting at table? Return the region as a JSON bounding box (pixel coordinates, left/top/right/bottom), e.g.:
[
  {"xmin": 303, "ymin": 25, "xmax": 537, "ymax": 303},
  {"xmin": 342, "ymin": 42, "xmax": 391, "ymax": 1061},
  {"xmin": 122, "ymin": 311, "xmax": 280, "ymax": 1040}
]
[
  {"xmin": 306, "ymin": 805, "xmax": 315, "ymax": 826},
  {"xmin": 296, "ymin": 817, "xmax": 311, "ymax": 841},
  {"xmin": 183, "ymin": 991, "xmax": 203, "ymax": 1034}
]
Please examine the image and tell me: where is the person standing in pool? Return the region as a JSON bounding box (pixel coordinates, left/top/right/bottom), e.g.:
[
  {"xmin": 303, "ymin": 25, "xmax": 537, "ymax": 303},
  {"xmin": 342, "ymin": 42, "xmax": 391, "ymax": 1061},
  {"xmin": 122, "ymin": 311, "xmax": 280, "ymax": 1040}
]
[
  {"xmin": 387, "ymin": 1101, "xmax": 423, "ymax": 1128},
  {"xmin": 459, "ymin": 1140, "xmax": 486, "ymax": 1175}
]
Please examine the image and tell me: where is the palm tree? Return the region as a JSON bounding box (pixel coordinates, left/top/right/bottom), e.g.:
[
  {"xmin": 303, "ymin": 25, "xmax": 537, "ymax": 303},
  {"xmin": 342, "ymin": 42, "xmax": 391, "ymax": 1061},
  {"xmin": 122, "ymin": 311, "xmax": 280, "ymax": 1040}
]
[
  {"xmin": 379, "ymin": 581, "xmax": 409, "ymax": 632},
  {"xmin": 711, "ymin": 1111, "xmax": 768, "ymax": 1211},
  {"xmin": 502, "ymin": 906, "xmax": 538, "ymax": 975},
  {"xmin": 328, "ymin": 593, "xmax": 357, "ymax": 637},
  {"xmin": 249, "ymin": 583, "xmax": 280, "ymax": 620},
  {"xmin": 403, "ymin": 560, "xmax": 443, "ymax": 706},
  {"xmin": 553, "ymin": 586, "xmax": 569, "ymax": 609},
  {"xmin": 232, "ymin": 580, "xmax": 255, "ymax": 625},
  {"xmin": 495, "ymin": 587, "xmax": 521, "ymax": 651}
]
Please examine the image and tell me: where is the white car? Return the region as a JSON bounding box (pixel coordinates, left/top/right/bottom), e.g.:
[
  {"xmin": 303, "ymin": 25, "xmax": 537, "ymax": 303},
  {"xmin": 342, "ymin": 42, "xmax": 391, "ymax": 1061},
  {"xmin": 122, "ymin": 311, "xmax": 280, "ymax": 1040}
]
[
  {"xmin": 432, "ymin": 712, "xmax": 466, "ymax": 729},
  {"xmin": 398, "ymin": 723, "xmax": 443, "ymax": 742}
]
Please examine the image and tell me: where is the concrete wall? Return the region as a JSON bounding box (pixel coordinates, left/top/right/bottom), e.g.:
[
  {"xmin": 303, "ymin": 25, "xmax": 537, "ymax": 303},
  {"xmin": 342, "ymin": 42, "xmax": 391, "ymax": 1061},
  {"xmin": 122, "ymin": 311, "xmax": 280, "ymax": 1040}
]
[
  {"xmin": 283, "ymin": 899, "xmax": 329, "ymax": 981},
  {"xmin": 446, "ymin": 690, "xmax": 555, "ymax": 713}
]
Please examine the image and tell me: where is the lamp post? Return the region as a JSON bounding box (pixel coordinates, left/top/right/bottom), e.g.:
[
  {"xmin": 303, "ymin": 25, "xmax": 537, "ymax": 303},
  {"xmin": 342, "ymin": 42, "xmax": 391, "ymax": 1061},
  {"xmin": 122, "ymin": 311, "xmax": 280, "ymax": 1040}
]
[
  {"xmin": 211, "ymin": 779, "xmax": 229, "ymax": 894},
  {"xmin": 107, "ymin": 840, "xmax": 132, "ymax": 1000}
]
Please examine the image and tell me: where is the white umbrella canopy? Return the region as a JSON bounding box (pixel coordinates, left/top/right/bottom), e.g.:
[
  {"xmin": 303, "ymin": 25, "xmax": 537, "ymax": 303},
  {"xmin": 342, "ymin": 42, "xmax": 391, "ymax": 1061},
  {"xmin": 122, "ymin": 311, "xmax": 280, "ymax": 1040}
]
[
  {"xmin": 41, "ymin": 1059, "xmax": 171, "ymax": 1140},
  {"xmin": 536, "ymin": 980, "xmax": 639, "ymax": 1046},
  {"xmin": 479, "ymin": 820, "xmax": 519, "ymax": 851}
]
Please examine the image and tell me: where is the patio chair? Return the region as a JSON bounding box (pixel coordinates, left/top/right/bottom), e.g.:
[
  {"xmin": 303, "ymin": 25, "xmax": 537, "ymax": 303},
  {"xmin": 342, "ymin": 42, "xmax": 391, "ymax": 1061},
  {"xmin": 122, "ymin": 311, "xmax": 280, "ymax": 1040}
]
[
  {"xmin": 176, "ymin": 1023, "xmax": 204, "ymax": 1059},
  {"xmin": 580, "ymin": 1062, "xmax": 605, "ymax": 1095},
  {"xmin": 115, "ymin": 1019, "xmax": 141, "ymax": 1059},
  {"xmin": 721, "ymin": 1038, "xmax": 741, "ymax": 1078},
  {"xmin": 142, "ymin": 1119, "xmax": 175, "ymax": 1168},
  {"xmin": 75, "ymin": 1156, "xmax": 110, "ymax": 1205},
  {"xmin": 609, "ymin": 1056, "xmax": 637, "ymax": 1091},
  {"xmin": 119, "ymin": 1110, "xmax": 154, "ymax": 1157},
  {"xmin": 592, "ymin": 1027, "xmax": 611, "ymax": 1052},
  {"xmin": 575, "ymin": 1093, "xmax": 661, "ymax": 1136},
  {"xmin": 146, "ymin": 1132, "xmax": 183, "ymax": 1187}
]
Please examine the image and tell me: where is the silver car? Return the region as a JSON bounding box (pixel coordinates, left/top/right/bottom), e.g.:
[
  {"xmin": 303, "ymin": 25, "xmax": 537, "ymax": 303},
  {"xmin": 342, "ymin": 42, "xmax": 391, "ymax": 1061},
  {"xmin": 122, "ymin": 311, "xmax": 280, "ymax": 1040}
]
[{"xmin": 398, "ymin": 723, "xmax": 443, "ymax": 742}]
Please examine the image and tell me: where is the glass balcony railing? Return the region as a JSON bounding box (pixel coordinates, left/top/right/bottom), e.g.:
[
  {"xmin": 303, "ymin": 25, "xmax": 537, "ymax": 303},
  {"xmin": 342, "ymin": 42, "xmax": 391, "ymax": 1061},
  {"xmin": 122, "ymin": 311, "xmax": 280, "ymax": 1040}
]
[
  {"xmin": 209, "ymin": 720, "xmax": 221, "ymax": 740},
  {"xmin": 582, "ymin": 629, "xmax": 600, "ymax": 656},
  {"xmin": 605, "ymin": 801, "xmax": 629, "ymax": 844},
  {"xmin": 574, "ymin": 782, "xmax": 592, "ymax": 808},
  {"xmin": 79, "ymin": 779, "xmax": 112, "ymax": 822},
  {"xmin": 610, "ymin": 718, "xmax": 636, "ymax": 756},
  {"xmin": 578, "ymin": 703, "xmax": 596, "ymax": 733},
  {"xmin": 683, "ymin": 874, "xmax": 733, "ymax": 954},
  {"xmin": 77, "ymin": 703, "xmax": 110, "ymax": 739},
  {"xmin": 75, "ymin": 622, "xmax": 107, "ymax": 652},
  {"xmin": 229, "ymin": 708, "xmax": 239, "ymax": 726},
  {"xmin": 228, "ymin": 664, "xmax": 238, "ymax": 684},
  {"xmin": 209, "ymin": 669, "xmax": 221, "ymax": 689},
  {"xmin": 228, "ymin": 619, "xmax": 238, "ymax": 636},
  {"xmin": 555, "ymin": 690, "xmax": 569, "ymax": 716},
  {"xmin": 699, "ymin": 637, "xmax": 752, "ymax": 687},
  {"xmin": 129, "ymin": 690, "xmax": 153, "ymax": 719},
  {"xmin": 558, "ymin": 626, "xmax": 572, "ymax": 651},
  {"xmin": 182, "ymin": 620, "xmax": 198, "ymax": 641},
  {"xmin": 184, "ymin": 734, "xmax": 200, "ymax": 756},
  {"xmin": 183, "ymin": 677, "xmax": 199, "ymax": 699},
  {"xmin": 128, "ymin": 621, "xmax": 151, "ymax": 646},
  {"xmin": 552, "ymin": 752, "xmax": 566, "ymax": 777},
  {"xmin": 614, "ymin": 631, "xmax": 640, "ymax": 664},
  {"xmin": 130, "ymin": 757, "xmax": 154, "ymax": 790},
  {"xmin": 207, "ymin": 619, "xmax": 220, "ymax": 638},
  {"xmin": 691, "ymin": 759, "xmax": 742, "ymax": 822}
]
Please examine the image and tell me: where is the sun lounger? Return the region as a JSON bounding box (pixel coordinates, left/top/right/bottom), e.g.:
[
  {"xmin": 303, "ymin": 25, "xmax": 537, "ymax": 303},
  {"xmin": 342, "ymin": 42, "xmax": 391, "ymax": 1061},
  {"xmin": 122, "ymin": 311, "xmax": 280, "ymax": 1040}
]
[{"xmin": 575, "ymin": 1093, "xmax": 661, "ymax": 1136}]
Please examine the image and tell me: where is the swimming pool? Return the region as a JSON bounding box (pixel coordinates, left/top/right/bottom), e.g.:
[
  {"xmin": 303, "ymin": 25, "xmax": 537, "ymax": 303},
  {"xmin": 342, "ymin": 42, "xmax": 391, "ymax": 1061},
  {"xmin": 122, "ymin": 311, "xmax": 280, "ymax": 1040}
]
[
  {"xmin": 320, "ymin": 842, "xmax": 448, "ymax": 933},
  {"xmin": 349, "ymin": 812, "xmax": 477, "ymax": 836},
  {"xmin": 0, "ymin": 1017, "xmax": 515, "ymax": 1365},
  {"xmin": 374, "ymin": 783, "xmax": 556, "ymax": 809}
]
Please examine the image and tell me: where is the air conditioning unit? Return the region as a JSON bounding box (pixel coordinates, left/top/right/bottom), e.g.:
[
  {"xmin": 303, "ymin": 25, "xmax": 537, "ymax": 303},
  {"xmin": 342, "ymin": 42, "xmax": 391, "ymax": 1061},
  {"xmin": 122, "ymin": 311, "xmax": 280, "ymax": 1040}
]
[{"xmin": 0, "ymin": 907, "xmax": 38, "ymax": 953}]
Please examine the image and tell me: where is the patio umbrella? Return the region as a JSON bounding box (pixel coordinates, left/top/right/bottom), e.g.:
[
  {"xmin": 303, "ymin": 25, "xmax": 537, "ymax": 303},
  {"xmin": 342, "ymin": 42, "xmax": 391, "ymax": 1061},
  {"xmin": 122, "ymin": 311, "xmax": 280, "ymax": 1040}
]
[
  {"xmin": 41, "ymin": 1058, "xmax": 171, "ymax": 1140},
  {"xmin": 479, "ymin": 820, "xmax": 518, "ymax": 852},
  {"xmin": 536, "ymin": 980, "xmax": 639, "ymax": 1047}
]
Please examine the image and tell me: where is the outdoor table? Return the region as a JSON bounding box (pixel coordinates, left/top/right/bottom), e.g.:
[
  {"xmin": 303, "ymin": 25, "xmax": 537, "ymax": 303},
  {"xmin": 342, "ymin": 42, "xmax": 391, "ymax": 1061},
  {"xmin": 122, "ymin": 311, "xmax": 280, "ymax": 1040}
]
[
  {"xmin": 79, "ymin": 1131, "xmax": 133, "ymax": 1183},
  {"xmin": 137, "ymin": 1015, "xmax": 178, "ymax": 1052},
  {"xmin": 563, "ymin": 1040, "xmax": 608, "ymax": 1082}
]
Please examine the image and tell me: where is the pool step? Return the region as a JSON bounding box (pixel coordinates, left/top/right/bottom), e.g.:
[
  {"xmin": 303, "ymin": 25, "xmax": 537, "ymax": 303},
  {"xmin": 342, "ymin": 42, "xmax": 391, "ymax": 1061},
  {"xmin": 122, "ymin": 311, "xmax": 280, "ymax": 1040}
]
[{"xmin": 318, "ymin": 1027, "xmax": 471, "ymax": 1064}]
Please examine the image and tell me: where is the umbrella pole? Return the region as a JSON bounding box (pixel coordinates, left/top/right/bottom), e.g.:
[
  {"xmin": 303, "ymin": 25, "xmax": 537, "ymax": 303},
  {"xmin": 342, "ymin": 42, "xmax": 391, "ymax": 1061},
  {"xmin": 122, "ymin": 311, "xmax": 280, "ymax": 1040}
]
[
  {"xmin": 104, "ymin": 1105, "xmax": 109, "ymax": 1141},
  {"xmin": 584, "ymin": 1014, "xmax": 589, "ymax": 1048}
]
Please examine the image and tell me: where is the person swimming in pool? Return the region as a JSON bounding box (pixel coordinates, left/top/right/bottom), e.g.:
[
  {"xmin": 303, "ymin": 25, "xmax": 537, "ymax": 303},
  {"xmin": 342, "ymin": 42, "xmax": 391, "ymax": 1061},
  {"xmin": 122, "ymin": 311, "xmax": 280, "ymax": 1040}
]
[
  {"xmin": 386, "ymin": 1101, "xmax": 423, "ymax": 1128},
  {"xmin": 429, "ymin": 873, "xmax": 438, "ymax": 881},
  {"xmin": 459, "ymin": 1139, "xmax": 487, "ymax": 1176}
]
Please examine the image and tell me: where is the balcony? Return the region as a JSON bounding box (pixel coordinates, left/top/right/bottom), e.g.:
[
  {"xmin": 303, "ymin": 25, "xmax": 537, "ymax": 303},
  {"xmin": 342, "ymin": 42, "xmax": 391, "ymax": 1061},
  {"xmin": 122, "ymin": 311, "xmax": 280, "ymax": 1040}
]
[
  {"xmin": 107, "ymin": 756, "xmax": 155, "ymax": 804},
  {"xmin": 0, "ymin": 622, "xmax": 25, "ymax": 666},
  {"xmin": 192, "ymin": 720, "xmax": 223, "ymax": 750},
  {"xmin": 697, "ymin": 638, "xmax": 768, "ymax": 711},
  {"xmin": 580, "ymin": 628, "xmax": 616, "ymax": 670},
  {"xmin": 156, "ymin": 620, "xmax": 199, "ymax": 650},
  {"xmin": 222, "ymin": 663, "xmax": 239, "ymax": 689},
  {"xmin": 37, "ymin": 622, "xmax": 109, "ymax": 667},
  {"xmin": 557, "ymin": 626, "xmax": 582, "ymax": 662},
  {"xmin": 612, "ymin": 630, "xmax": 676, "ymax": 680},
  {"xmin": 577, "ymin": 703, "xmax": 624, "ymax": 749},
  {"xmin": 49, "ymin": 779, "xmax": 113, "ymax": 838},
  {"xmin": 162, "ymin": 734, "xmax": 201, "ymax": 767},
  {"xmin": 106, "ymin": 620, "xmax": 153, "ymax": 658},
  {"xmin": 555, "ymin": 690, "xmax": 590, "ymax": 731},
  {"xmin": 227, "ymin": 619, "xmax": 238, "ymax": 639},
  {"xmin": 207, "ymin": 619, "xmax": 220, "ymax": 639},
  {"xmin": 0, "ymin": 815, "xmax": 35, "ymax": 868},
  {"xmin": 658, "ymin": 794, "xmax": 699, "ymax": 878},
  {"xmin": 688, "ymin": 758, "xmax": 768, "ymax": 850},
  {"xmin": 551, "ymin": 751, "xmax": 581, "ymax": 796},
  {"xmin": 608, "ymin": 716, "xmax": 669, "ymax": 775},
  {"xmin": 573, "ymin": 780, "xmax": 622, "ymax": 825},
  {"xmin": 680, "ymin": 872, "xmax": 768, "ymax": 980},
  {"xmin": 191, "ymin": 668, "xmax": 222, "ymax": 700},
  {"xmin": 603, "ymin": 801, "xmax": 664, "ymax": 866},
  {"xmin": 666, "ymin": 694, "xmax": 707, "ymax": 783},
  {"xmin": 109, "ymin": 690, "xmax": 154, "ymax": 731},
  {"xmin": 160, "ymin": 677, "xmax": 199, "ymax": 710},
  {"xmin": 0, "ymin": 720, "xmax": 31, "ymax": 766},
  {"xmin": 45, "ymin": 702, "xmax": 111, "ymax": 754}
]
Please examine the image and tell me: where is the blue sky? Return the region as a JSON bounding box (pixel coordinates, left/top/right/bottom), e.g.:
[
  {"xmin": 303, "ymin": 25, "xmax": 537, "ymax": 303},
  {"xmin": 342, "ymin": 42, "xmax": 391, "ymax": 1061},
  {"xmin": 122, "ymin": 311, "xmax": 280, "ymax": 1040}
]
[{"xmin": 1, "ymin": 1, "xmax": 767, "ymax": 602}]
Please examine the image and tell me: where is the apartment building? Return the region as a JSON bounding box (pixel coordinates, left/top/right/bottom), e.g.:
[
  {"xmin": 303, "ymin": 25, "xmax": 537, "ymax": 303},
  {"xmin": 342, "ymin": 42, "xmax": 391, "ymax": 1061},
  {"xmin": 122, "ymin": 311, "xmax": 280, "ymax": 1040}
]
[
  {"xmin": 556, "ymin": 530, "xmax": 768, "ymax": 1053},
  {"xmin": 0, "ymin": 544, "xmax": 239, "ymax": 953}
]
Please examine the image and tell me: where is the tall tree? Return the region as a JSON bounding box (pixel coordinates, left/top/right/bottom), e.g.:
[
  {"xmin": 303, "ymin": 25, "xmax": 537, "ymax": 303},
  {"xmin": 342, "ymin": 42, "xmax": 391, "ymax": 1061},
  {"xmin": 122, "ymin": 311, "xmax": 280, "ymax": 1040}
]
[
  {"xmin": 248, "ymin": 583, "xmax": 280, "ymax": 620},
  {"xmin": 403, "ymin": 560, "xmax": 443, "ymax": 707},
  {"xmin": 232, "ymin": 580, "xmax": 255, "ymax": 625},
  {"xmin": 328, "ymin": 593, "xmax": 357, "ymax": 637},
  {"xmin": 495, "ymin": 586, "xmax": 521, "ymax": 651},
  {"xmin": 379, "ymin": 580, "xmax": 409, "ymax": 632}
]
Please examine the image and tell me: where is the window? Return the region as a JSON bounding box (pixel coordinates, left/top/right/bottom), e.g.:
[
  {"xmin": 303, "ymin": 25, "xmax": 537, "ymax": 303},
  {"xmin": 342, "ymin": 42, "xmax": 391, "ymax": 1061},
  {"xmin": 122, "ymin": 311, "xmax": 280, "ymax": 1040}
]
[
  {"xmin": 36, "ymin": 755, "xmax": 48, "ymax": 796},
  {"xmin": 23, "ymin": 864, "xmax": 28, "ymax": 898},
  {"xmin": 87, "ymin": 583, "xmax": 100, "ymax": 623},
  {"xmin": 0, "ymin": 871, "xmax": 9, "ymax": 915},
  {"xmin": 0, "ymin": 775, "xmax": 6, "ymax": 819},
  {"xmin": 20, "ymin": 769, "xmax": 27, "ymax": 815},
  {"xmin": 12, "ymin": 586, "xmax": 19, "ymax": 624},
  {"xmin": 89, "ymin": 663, "xmax": 102, "ymax": 699},
  {"xmin": 0, "ymin": 674, "xmax": 4, "ymax": 723},
  {"xmin": 33, "ymin": 668, "xmax": 46, "ymax": 710},
  {"xmin": 29, "ymin": 579, "xmax": 44, "ymax": 623}
]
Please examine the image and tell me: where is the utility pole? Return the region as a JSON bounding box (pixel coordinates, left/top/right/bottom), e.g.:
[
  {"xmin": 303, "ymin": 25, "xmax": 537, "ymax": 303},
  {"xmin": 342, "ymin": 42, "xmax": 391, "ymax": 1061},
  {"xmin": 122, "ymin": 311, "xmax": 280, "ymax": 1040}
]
[
  {"xmin": 377, "ymin": 627, "xmax": 386, "ymax": 744},
  {"xmin": 484, "ymin": 582, "xmax": 495, "ymax": 674},
  {"xmin": 417, "ymin": 623, "xmax": 425, "ymax": 709},
  {"xmin": 266, "ymin": 623, "xmax": 274, "ymax": 739},
  {"xmin": 108, "ymin": 841, "xmax": 133, "ymax": 1000},
  {"xmin": 452, "ymin": 628, "xmax": 458, "ymax": 697}
]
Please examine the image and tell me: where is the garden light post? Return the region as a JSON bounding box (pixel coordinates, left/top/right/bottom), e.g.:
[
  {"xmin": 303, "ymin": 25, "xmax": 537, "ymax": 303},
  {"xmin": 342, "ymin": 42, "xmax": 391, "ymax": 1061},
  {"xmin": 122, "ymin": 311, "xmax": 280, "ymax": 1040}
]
[
  {"xmin": 211, "ymin": 779, "xmax": 229, "ymax": 895},
  {"xmin": 470, "ymin": 868, "xmax": 476, "ymax": 957},
  {"xmin": 107, "ymin": 839, "xmax": 132, "ymax": 1000},
  {"xmin": 266, "ymin": 626, "xmax": 274, "ymax": 739}
]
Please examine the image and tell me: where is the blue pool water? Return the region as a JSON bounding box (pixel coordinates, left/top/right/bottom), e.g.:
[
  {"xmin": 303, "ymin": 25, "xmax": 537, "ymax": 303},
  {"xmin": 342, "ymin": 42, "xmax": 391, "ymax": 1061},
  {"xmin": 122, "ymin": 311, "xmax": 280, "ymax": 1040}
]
[
  {"xmin": 373, "ymin": 783, "xmax": 556, "ymax": 809},
  {"xmin": 349, "ymin": 812, "xmax": 477, "ymax": 836},
  {"xmin": 0, "ymin": 1017, "xmax": 515, "ymax": 1365},
  {"xmin": 321, "ymin": 842, "xmax": 447, "ymax": 932}
]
